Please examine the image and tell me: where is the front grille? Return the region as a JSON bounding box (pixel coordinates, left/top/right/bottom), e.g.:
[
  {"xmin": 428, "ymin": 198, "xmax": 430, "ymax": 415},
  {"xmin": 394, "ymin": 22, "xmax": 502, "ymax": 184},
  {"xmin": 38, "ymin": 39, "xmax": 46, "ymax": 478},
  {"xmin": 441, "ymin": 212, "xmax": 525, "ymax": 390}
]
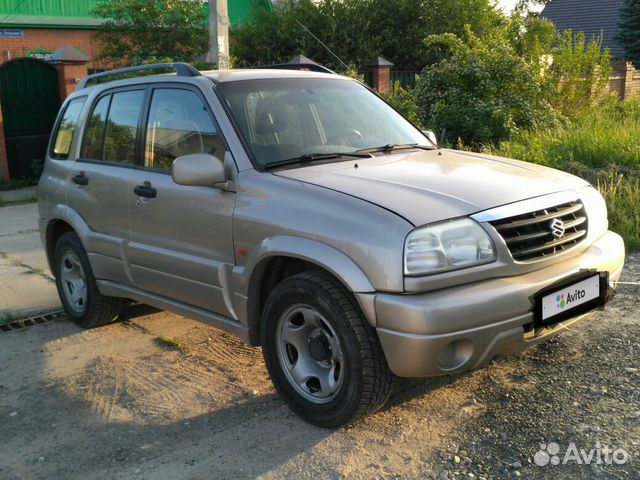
[{"xmin": 490, "ymin": 201, "xmax": 588, "ymax": 262}]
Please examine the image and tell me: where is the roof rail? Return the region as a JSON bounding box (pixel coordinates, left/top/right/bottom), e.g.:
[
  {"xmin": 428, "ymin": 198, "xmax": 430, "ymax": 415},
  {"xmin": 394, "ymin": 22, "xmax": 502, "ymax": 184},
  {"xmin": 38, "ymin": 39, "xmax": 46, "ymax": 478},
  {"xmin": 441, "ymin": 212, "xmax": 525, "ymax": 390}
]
[
  {"xmin": 253, "ymin": 63, "xmax": 336, "ymax": 75},
  {"xmin": 76, "ymin": 62, "xmax": 201, "ymax": 90}
]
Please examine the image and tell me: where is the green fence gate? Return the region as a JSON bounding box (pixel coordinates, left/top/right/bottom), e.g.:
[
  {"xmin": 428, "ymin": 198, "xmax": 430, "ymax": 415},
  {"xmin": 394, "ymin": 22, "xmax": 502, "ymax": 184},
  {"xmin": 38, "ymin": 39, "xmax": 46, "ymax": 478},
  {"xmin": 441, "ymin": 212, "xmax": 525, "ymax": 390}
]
[{"xmin": 0, "ymin": 58, "xmax": 60, "ymax": 178}]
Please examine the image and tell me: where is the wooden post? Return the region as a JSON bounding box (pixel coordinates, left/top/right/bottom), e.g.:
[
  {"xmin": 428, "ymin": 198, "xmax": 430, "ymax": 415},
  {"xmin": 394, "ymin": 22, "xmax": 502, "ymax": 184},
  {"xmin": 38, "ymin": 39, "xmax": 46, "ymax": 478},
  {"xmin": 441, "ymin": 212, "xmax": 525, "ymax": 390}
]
[{"xmin": 367, "ymin": 56, "xmax": 394, "ymax": 94}]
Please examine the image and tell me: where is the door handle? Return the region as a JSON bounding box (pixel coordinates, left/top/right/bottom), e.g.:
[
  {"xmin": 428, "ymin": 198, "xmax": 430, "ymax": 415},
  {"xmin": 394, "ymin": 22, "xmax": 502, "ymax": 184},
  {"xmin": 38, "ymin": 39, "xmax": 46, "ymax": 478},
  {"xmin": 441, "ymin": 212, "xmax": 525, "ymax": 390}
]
[
  {"xmin": 133, "ymin": 183, "xmax": 157, "ymax": 199},
  {"xmin": 71, "ymin": 173, "xmax": 89, "ymax": 186}
]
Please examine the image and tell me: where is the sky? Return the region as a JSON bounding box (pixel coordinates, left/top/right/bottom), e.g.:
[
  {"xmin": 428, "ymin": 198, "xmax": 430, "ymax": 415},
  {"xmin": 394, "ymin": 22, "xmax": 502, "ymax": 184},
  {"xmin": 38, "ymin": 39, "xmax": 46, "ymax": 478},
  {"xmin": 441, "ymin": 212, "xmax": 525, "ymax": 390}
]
[
  {"xmin": 498, "ymin": 0, "xmax": 520, "ymax": 12},
  {"xmin": 497, "ymin": 0, "xmax": 545, "ymax": 13}
]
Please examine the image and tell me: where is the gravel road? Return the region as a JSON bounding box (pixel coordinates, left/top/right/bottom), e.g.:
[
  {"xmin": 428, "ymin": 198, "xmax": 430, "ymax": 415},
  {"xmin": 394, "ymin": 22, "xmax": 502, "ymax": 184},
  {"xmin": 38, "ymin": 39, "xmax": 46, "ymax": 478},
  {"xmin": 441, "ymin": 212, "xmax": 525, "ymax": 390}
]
[{"xmin": 0, "ymin": 255, "xmax": 638, "ymax": 480}]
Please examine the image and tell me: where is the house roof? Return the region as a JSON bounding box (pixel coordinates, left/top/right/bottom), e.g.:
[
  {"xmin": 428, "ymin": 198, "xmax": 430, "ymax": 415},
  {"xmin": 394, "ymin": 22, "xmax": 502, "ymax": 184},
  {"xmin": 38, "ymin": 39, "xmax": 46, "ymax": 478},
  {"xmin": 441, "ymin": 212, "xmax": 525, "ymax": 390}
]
[
  {"xmin": 0, "ymin": 0, "xmax": 272, "ymax": 30},
  {"xmin": 50, "ymin": 46, "xmax": 91, "ymax": 63},
  {"xmin": 541, "ymin": 0, "xmax": 625, "ymax": 59}
]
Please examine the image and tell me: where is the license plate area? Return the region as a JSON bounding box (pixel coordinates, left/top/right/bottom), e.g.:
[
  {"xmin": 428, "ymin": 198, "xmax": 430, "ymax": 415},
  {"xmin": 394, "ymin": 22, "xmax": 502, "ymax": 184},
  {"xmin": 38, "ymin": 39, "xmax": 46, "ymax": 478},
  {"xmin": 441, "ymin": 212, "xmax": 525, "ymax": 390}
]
[{"xmin": 533, "ymin": 271, "xmax": 609, "ymax": 328}]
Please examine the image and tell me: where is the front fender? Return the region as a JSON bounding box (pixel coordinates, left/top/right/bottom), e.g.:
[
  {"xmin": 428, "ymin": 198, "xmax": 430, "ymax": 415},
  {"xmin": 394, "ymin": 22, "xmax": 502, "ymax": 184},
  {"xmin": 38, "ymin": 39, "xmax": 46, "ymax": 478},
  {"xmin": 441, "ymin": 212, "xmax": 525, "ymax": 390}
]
[{"xmin": 234, "ymin": 235, "xmax": 375, "ymax": 295}]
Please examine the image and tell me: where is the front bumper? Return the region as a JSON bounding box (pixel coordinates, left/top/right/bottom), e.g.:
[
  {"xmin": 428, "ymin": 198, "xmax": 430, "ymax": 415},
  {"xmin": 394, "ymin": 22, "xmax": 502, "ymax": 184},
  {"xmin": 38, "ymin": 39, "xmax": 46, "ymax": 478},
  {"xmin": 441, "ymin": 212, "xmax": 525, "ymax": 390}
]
[{"xmin": 374, "ymin": 231, "xmax": 625, "ymax": 377}]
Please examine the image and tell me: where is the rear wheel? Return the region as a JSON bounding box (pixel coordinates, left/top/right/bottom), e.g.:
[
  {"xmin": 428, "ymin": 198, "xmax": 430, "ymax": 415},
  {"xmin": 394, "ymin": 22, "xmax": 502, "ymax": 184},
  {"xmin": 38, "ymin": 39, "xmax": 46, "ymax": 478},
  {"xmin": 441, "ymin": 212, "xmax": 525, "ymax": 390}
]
[
  {"xmin": 54, "ymin": 232, "xmax": 124, "ymax": 328},
  {"xmin": 261, "ymin": 272, "xmax": 394, "ymax": 427}
]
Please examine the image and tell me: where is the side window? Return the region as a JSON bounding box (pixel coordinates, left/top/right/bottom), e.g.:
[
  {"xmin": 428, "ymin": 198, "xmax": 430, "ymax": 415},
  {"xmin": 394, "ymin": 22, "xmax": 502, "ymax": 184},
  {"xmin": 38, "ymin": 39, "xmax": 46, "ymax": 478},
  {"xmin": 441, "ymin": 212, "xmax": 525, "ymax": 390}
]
[
  {"xmin": 51, "ymin": 97, "xmax": 86, "ymax": 160},
  {"xmin": 81, "ymin": 95, "xmax": 110, "ymax": 161},
  {"xmin": 80, "ymin": 90, "xmax": 144, "ymax": 165},
  {"xmin": 144, "ymin": 88, "xmax": 226, "ymax": 170},
  {"xmin": 104, "ymin": 91, "xmax": 144, "ymax": 164}
]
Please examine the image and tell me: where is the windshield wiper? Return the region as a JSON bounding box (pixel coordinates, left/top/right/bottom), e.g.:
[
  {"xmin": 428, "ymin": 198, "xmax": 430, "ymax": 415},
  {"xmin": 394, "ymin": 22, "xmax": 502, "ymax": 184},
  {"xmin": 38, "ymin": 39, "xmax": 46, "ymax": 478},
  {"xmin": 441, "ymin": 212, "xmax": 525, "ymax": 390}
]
[
  {"xmin": 264, "ymin": 151, "xmax": 372, "ymax": 170},
  {"xmin": 355, "ymin": 143, "xmax": 434, "ymax": 154}
]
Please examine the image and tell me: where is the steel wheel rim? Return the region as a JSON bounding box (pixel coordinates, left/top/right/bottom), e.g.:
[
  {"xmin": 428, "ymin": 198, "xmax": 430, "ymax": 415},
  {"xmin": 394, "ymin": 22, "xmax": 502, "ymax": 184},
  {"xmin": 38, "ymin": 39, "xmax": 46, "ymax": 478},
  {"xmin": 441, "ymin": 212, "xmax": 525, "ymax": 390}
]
[
  {"xmin": 275, "ymin": 303, "xmax": 345, "ymax": 404},
  {"xmin": 59, "ymin": 250, "xmax": 87, "ymax": 314}
]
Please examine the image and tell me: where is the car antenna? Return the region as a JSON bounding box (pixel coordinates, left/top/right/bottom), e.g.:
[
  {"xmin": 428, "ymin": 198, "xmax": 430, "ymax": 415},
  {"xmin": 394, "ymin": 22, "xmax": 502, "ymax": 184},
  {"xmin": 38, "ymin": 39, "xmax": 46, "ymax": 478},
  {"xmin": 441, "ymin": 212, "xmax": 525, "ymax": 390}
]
[{"xmin": 295, "ymin": 19, "xmax": 351, "ymax": 71}]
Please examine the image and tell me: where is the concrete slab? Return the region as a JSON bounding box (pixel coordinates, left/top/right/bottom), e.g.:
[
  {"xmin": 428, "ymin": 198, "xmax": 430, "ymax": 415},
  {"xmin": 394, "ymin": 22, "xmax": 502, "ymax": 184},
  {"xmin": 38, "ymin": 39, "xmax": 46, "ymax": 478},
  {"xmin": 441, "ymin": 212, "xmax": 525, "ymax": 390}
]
[
  {"xmin": 0, "ymin": 258, "xmax": 60, "ymax": 319},
  {"xmin": 0, "ymin": 202, "xmax": 60, "ymax": 320},
  {"xmin": 0, "ymin": 202, "xmax": 39, "ymax": 236},
  {"xmin": 0, "ymin": 186, "xmax": 37, "ymax": 204}
]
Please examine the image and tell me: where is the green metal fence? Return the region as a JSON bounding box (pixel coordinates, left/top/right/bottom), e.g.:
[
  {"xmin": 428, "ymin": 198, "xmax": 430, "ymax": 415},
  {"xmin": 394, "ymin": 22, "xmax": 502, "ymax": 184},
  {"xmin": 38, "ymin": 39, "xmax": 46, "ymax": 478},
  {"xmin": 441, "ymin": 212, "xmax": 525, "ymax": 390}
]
[{"xmin": 391, "ymin": 71, "xmax": 420, "ymax": 89}]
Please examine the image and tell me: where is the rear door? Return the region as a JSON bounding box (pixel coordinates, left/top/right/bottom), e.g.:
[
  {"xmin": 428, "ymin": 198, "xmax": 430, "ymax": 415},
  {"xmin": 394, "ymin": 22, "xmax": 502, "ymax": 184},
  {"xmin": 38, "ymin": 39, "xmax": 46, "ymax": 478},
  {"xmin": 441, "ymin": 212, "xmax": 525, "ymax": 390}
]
[
  {"xmin": 125, "ymin": 85, "xmax": 236, "ymax": 316},
  {"xmin": 67, "ymin": 88, "xmax": 146, "ymax": 286}
]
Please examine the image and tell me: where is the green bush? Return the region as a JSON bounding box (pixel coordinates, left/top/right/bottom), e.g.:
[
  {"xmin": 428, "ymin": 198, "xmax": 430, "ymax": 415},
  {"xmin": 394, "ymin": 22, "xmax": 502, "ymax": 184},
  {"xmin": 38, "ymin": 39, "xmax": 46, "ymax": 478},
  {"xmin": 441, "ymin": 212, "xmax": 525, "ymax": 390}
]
[
  {"xmin": 379, "ymin": 81, "xmax": 421, "ymax": 126},
  {"xmin": 414, "ymin": 28, "xmax": 555, "ymax": 147}
]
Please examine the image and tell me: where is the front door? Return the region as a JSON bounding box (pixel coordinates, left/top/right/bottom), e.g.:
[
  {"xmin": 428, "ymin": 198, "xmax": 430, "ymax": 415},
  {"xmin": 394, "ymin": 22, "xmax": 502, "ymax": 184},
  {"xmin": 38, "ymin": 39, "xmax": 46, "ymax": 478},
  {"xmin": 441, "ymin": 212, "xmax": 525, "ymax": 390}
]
[{"xmin": 126, "ymin": 86, "xmax": 236, "ymax": 317}]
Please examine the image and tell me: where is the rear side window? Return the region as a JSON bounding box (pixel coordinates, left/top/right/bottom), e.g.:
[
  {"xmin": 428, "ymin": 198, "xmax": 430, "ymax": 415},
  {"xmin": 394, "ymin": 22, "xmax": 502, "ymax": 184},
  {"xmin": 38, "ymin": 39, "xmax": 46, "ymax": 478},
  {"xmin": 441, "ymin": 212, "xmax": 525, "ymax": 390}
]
[
  {"xmin": 80, "ymin": 90, "xmax": 144, "ymax": 165},
  {"xmin": 81, "ymin": 95, "xmax": 110, "ymax": 161},
  {"xmin": 51, "ymin": 97, "xmax": 86, "ymax": 160}
]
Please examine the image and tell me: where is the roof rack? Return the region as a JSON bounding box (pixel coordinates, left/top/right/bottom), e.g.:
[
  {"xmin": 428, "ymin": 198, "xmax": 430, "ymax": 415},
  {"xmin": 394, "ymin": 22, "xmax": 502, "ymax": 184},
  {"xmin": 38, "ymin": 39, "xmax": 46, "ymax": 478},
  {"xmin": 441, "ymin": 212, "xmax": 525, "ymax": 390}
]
[
  {"xmin": 253, "ymin": 63, "xmax": 336, "ymax": 75},
  {"xmin": 76, "ymin": 62, "xmax": 201, "ymax": 90}
]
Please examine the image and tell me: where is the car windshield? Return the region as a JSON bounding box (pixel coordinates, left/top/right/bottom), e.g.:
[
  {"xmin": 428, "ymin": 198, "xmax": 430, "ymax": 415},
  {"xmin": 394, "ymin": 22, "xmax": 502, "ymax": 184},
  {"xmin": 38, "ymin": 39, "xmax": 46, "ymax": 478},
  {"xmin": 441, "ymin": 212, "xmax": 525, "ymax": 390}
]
[{"xmin": 216, "ymin": 78, "xmax": 431, "ymax": 169}]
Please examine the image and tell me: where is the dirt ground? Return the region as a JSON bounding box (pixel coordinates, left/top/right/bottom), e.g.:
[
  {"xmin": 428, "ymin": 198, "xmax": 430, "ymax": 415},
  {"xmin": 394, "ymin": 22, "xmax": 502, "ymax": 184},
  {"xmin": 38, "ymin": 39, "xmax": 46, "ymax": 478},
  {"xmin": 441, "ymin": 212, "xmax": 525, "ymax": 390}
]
[{"xmin": 0, "ymin": 255, "xmax": 638, "ymax": 480}]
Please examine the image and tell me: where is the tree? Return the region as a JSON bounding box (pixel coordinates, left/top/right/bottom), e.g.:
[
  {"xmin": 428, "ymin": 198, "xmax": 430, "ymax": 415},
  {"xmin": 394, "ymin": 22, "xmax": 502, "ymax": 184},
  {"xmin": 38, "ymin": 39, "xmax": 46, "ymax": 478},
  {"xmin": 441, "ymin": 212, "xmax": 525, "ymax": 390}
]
[
  {"xmin": 91, "ymin": 0, "xmax": 209, "ymax": 66},
  {"xmin": 540, "ymin": 30, "xmax": 612, "ymax": 117},
  {"xmin": 616, "ymin": 0, "xmax": 640, "ymax": 67},
  {"xmin": 231, "ymin": 0, "xmax": 503, "ymax": 70}
]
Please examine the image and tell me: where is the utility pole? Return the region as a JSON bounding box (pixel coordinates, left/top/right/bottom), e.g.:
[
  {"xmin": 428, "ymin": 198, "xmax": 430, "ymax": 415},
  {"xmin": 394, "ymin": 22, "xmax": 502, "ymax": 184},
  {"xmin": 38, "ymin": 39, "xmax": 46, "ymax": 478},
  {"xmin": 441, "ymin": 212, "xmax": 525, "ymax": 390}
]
[{"xmin": 208, "ymin": 0, "xmax": 230, "ymax": 69}]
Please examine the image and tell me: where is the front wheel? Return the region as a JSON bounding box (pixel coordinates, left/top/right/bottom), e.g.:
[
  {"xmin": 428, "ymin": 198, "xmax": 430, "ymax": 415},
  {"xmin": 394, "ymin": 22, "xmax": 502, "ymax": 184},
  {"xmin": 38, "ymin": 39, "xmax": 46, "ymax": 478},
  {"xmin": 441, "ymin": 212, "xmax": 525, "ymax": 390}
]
[{"xmin": 261, "ymin": 272, "xmax": 394, "ymax": 427}]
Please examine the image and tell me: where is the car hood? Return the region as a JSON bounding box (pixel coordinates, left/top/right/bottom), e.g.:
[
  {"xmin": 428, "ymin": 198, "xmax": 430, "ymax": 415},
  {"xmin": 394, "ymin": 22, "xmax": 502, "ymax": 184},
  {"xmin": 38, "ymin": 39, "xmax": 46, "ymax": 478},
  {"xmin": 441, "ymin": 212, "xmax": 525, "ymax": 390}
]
[{"xmin": 272, "ymin": 149, "xmax": 590, "ymax": 226}]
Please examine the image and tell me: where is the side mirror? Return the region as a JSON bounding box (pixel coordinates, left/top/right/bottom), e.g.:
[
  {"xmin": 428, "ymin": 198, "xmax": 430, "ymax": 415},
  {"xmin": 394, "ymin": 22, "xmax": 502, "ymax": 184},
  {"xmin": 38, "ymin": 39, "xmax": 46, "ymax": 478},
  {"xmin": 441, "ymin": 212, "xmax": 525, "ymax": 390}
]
[
  {"xmin": 422, "ymin": 130, "xmax": 438, "ymax": 147},
  {"xmin": 172, "ymin": 153, "xmax": 226, "ymax": 186}
]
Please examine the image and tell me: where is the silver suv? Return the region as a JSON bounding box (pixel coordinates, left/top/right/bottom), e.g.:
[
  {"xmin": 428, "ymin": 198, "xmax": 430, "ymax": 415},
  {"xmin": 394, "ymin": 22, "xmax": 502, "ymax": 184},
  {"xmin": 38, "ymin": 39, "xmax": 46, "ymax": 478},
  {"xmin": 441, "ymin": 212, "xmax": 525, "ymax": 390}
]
[{"xmin": 38, "ymin": 63, "xmax": 625, "ymax": 427}]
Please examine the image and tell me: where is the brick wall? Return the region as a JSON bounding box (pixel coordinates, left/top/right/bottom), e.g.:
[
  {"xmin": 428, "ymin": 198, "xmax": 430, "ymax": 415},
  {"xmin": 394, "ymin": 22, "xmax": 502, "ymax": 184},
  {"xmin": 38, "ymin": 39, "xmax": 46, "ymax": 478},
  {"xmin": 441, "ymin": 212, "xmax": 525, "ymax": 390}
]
[
  {"xmin": 0, "ymin": 28, "xmax": 99, "ymax": 64},
  {"xmin": 608, "ymin": 62, "xmax": 640, "ymax": 100}
]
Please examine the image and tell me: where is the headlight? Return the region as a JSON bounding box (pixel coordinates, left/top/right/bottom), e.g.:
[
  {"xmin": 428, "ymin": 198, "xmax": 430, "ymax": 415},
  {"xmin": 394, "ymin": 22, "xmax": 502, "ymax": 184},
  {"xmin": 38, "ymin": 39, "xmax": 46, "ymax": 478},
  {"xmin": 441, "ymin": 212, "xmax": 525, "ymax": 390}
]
[
  {"xmin": 404, "ymin": 218, "xmax": 496, "ymax": 275},
  {"xmin": 579, "ymin": 186, "xmax": 608, "ymax": 240}
]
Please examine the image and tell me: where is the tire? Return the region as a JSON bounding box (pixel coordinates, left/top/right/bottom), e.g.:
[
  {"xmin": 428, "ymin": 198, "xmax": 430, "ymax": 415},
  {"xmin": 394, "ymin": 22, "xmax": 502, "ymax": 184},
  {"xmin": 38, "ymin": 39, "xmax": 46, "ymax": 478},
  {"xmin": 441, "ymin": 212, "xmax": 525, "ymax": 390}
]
[
  {"xmin": 261, "ymin": 272, "xmax": 394, "ymax": 427},
  {"xmin": 53, "ymin": 232, "xmax": 124, "ymax": 328}
]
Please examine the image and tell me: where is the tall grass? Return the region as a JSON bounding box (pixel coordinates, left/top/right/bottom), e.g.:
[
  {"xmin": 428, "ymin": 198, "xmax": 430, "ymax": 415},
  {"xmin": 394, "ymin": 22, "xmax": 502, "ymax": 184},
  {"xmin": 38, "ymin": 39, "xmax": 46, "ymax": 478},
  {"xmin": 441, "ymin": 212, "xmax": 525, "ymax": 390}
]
[
  {"xmin": 488, "ymin": 98, "xmax": 640, "ymax": 250},
  {"xmin": 492, "ymin": 98, "xmax": 640, "ymax": 170}
]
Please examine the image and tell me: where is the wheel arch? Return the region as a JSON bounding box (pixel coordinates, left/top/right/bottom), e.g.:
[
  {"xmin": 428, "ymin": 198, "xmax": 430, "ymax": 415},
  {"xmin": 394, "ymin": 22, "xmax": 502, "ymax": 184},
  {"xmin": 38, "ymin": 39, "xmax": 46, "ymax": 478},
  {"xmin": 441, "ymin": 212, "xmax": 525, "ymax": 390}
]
[
  {"xmin": 239, "ymin": 236, "xmax": 376, "ymax": 346},
  {"xmin": 44, "ymin": 205, "xmax": 93, "ymax": 273}
]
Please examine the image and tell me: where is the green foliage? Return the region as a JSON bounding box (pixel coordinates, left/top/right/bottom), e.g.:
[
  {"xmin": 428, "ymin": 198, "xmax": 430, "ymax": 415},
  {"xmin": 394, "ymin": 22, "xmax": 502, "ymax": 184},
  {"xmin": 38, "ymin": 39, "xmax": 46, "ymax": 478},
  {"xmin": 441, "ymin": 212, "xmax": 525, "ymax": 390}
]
[
  {"xmin": 91, "ymin": 0, "xmax": 209, "ymax": 66},
  {"xmin": 490, "ymin": 98, "xmax": 640, "ymax": 170},
  {"xmin": 231, "ymin": 0, "xmax": 503, "ymax": 70},
  {"xmin": 616, "ymin": 0, "xmax": 640, "ymax": 66},
  {"xmin": 597, "ymin": 171, "xmax": 640, "ymax": 251},
  {"xmin": 414, "ymin": 27, "xmax": 555, "ymax": 147},
  {"xmin": 379, "ymin": 81, "xmax": 421, "ymax": 126},
  {"xmin": 342, "ymin": 66, "xmax": 365, "ymax": 83},
  {"xmin": 540, "ymin": 31, "xmax": 613, "ymax": 117}
]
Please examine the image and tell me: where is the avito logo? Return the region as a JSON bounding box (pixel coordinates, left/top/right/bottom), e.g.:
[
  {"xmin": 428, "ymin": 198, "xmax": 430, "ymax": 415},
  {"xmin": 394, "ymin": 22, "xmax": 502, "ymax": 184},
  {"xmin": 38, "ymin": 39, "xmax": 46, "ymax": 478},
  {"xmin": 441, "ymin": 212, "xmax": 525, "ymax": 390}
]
[{"xmin": 556, "ymin": 289, "xmax": 586, "ymax": 309}]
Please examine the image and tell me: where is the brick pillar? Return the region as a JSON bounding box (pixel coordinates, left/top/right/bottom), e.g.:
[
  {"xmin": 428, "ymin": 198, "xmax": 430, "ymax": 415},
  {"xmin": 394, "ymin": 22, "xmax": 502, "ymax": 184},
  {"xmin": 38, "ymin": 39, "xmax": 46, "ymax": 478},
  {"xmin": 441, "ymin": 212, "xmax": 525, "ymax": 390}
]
[
  {"xmin": 622, "ymin": 62, "xmax": 636, "ymax": 100},
  {"xmin": 0, "ymin": 102, "xmax": 9, "ymax": 181},
  {"xmin": 53, "ymin": 62, "xmax": 89, "ymax": 101},
  {"xmin": 367, "ymin": 56, "xmax": 394, "ymax": 94}
]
